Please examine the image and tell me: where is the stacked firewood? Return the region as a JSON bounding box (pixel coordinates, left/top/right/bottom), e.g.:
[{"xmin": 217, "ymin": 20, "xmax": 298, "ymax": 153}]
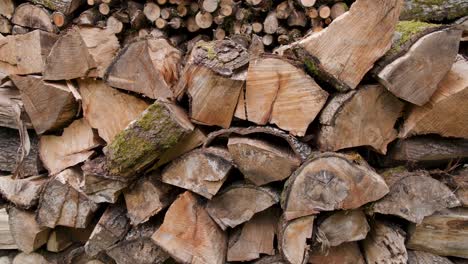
[{"xmin": 0, "ymin": 0, "xmax": 468, "ymax": 263}]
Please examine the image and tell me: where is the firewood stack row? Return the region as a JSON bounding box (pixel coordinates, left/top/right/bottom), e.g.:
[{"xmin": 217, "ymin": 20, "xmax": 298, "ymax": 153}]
[{"xmin": 0, "ymin": 0, "xmax": 468, "ymax": 263}]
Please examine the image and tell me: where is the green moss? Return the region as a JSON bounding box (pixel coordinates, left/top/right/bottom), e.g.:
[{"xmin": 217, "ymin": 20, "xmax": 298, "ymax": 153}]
[
  {"xmin": 304, "ymin": 58, "xmax": 319, "ymax": 76},
  {"xmin": 137, "ymin": 103, "xmax": 165, "ymax": 131},
  {"xmin": 380, "ymin": 166, "xmax": 407, "ymax": 180},
  {"xmin": 196, "ymin": 41, "xmax": 216, "ymax": 60},
  {"xmin": 415, "ymin": 0, "xmax": 446, "ymax": 5},
  {"xmin": 390, "ymin": 21, "xmax": 438, "ymax": 54}
]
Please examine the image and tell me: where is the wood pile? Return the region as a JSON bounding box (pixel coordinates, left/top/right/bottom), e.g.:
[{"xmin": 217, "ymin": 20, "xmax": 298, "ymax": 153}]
[{"xmin": 0, "ymin": 0, "xmax": 467, "ymax": 263}]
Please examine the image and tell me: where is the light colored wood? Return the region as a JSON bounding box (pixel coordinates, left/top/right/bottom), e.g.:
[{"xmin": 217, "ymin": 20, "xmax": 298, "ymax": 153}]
[
  {"xmin": 317, "ymin": 210, "xmax": 369, "ymax": 247},
  {"xmin": 11, "ymin": 75, "xmax": 78, "ymax": 135},
  {"xmin": 206, "ymin": 184, "xmax": 279, "ymax": 230},
  {"xmin": 245, "ymin": 56, "xmax": 328, "ymax": 136},
  {"xmin": 98, "ymin": 3, "xmax": 110, "ymax": 15},
  {"xmin": 452, "ymin": 168, "xmax": 468, "ymax": 207},
  {"xmin": 362, "ymin": 221, "xmax": 408, "ymax": 264},
  {"xmin": 227, "ymin": 208, "xmax": 278, "ymax": 262},
  {"xmin": 28, "ymin": 0, "xmax": 85, "ymax": 14},
  {"xmin": 105, "ymin": 38, "xmax": 181, "ymax": 99},
  {"xmin": 0, "ymin": 208, "xmax": 16, "ymax": 250},
  {"xmin": 281, "ymin": 152, "xmax": 389, "ymax": 220},
  {"xmin": 12, "ymin": 3, "xmax": 57, "ymax": 33},
  {"xmin": 318, "ymin": 5, "xmax": 331, "ymax": 19},
  {"xmin": 195, "ymin": 11, "xmax": 213, "ymax": 29},
  {"xmin": 144, "ymin": 2, "xmax": 160, "ymax": 21},
  {"xmin": 297, "ymin": 0, "xmax": 402, "ymax": 91},
  {"xmin": 78, "ymin": 79, "xmax": 149, "ymax": 144},
  {"xmin": 152, "ymin": 192, "xmax": 227, "ymax": 264},
  {"xmin": 263, "ymin": 11, "xmax": 278, "ymax": 34},
  {"xmin": 39, "ymin": 118, "xmax": 102, "ymax": 175},
  {"xmin": 278, "ymin": 215, "xmax": 314, "ymax": 264},
  {"xmin": 408, "ymin": 251, "xmax": 454, "ymax": 264},
  {"xmin": 299, "ymin": 0, "xmax": 316, "ymax": 7},
  {"xmin": 317, "ymin": 84, "xmax": 404, "ymax": 154},
  {"xmin": 0, "ymin": 175, "xmax": 46, "ymax": 209},
  {"xmin": 407, "ymin": 208, "xmax": 468, "ymax": 259},
  {"xmin": 47, "ymin": 228, "xmax": 73, "ymax": 252},
  {"xmin": 400, "ymin": 56, "xmax": 468, "ymax": 138},
  {"xmin": 202, "ymin": 0, "xmax": 218, "ymax": 12},
  {"xmin": 309, "ymin": 242, "xmax": 365, "ymax": 264},
  {"xmin": 8, "ymin": 207, "xmax": 50, "ymax": 253},
  {"xmin": 0, "ymin": 17, "xmax": 11, "ymax": 34},
  {"xmin": 0, "ymin": 0, "xmax": 14, "ymax": 19},
  {"xmin": 12, "ymin": 253, "xmax": 48, "ymax": 264},
  {"xmin": 330, "ymin": 2, "xmax": 347, "ymax": 19},
  {"xmin": 227, "ymin": 136, "xmax": 300, "ymax": 186},
  {"xmin": 106, "ymin": 16, "xmax": 123, "ymax": 34}
]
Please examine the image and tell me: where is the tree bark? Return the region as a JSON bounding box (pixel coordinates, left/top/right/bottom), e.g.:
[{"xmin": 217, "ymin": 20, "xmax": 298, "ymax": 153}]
[{"xmin": 400, "ymin": 0, "xmax": 468, "ymax": 22}]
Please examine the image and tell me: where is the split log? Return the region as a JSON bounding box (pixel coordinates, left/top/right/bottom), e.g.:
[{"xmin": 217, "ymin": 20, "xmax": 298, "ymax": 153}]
[
  {"xmin": 0, "ymin": 128, "xmax": 43, "ymax": 177},
  {"xmin": 8, "ymin": 207, "xmax": 50, "ymax": 253},
  {"xmin": 400, "ymin": 0, "xmax": 468, "ymax": 22},
  {"xmin": 206, "ymin": 183, "xmax": 279, "ymax": 230},
  {"xmin": 0, "ymin": 208, "xmax": 16, "ymax": 250},
  {"xmin": 47, "ymin": 227, "xmax": 74, "ymax": 252},
  {"xmin": 227, "ymin": 136, "xmax": 300, "ymax": 186},
  {"xmin": 78, "ymin": 79, "xmax": 149, "ymax": 144},
  {"xmin": 0, "ymin": 35, "xmax": 17, "ymax": 74},
  {"xmin": 176, "ymin": 40, "xmax": 248, "ymax": 128},
  {"xmin": 39, "ymin": 118, "xmax": 102, "ymax": 175},
  {"xmin": 161, "ymin": 147, "xmax": 232, "ymax": 199},
  {"xmin": 28, "ymin": 0, "xmax": 85, "ymax": 14},
  {"xmin": 362, "ymin": 221, "xmax": 408, "ymax": 264},
  {"xmin": 151, "ymin": 192, "xmax": 227, "ymax": 264},
  {"xmin": 105, "ymin": 38, "xmax": 181, "ymax": 99},
  {"xmin": 243, "ymin": 56, "xmax": 328, "ymax": 136},
  {"xmin": 0, "ymin": 0, "xmax": 14, "ymax": 19},
  {"xmin": 309, "ymin": 242, "xmax": 365, "ymax": 264},
  {"xmin": 408, "ymin": 250, "xmax": 454, "ymax": 264},
  {"xmin": 0, "ymin": 17, "xmax": 11, "ymax": 34},
  {"xmin": 11, "ymin": 75, "xmax": 78, "ymax": 134},
  {"xmin": 12, "ymin": 252, "xmax": 48, "ymax": 264},
  {"xmin": 0, "ymin": 175, "xmax": 46, "ymax": 209},
  {"xmin": 374, "ymin": 22, "xmax": 461, "ymax": 106},
  {"xmin": 281, "ymin": 152, "xmax": 389, "ymax": 220},
  {"xmin": 294, "ymin": 0, "xmax": 402, "ymax": 91},
  {"xmin": 407, "ymin": 208, "xmax": 468, "ymax": 258},
  {"xmin": 124, "ymin": 173, "xmax": 175, "ymax": 226},
  {"xmin": 278, "ymin": 215, "xmax": 314, "ymax": 264},
  {"xmin": 227, "ymin": 208, "xmax": 279, "ymax": 262},
  {"xmin": 85, "ymin": 203, "xmax": 130, "ymax": 257},
  {"xmin": 317, "ymin": 84, "xmax": 404, "ymax": 154},
  {"xmin": 400, "ymin": 55, "xmax": 468, "ymax": 138},
  {"xmin": 105, "ymin": 100, "xmax": 194, "ymax": 178},
  {"xmin": 451, "ymin": 168, "xmax": 468, "ymax": 207},
  {"xmin": 316, "ymin": 210, "xmax": 369, "ymax": 247},
  {"xmin": 11, "ymin": 4, "xmax": 57, "ymax": 33},
  {"xmin": 0, "ymin": 84, "xmax": 32, "ymax": 130}
]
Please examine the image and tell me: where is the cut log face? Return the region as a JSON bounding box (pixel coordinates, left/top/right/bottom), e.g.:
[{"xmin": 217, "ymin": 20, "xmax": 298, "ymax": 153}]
[
  {"xmin": 281, "ymin": 152, "xmax": 389, "ymax": 220},
  {"xmin": 39, "ymin": 118, "xmax": 102, "ymax": 175},
  {"xmin": 151, "ymin": 192, "xmax": 227, "ymax": 264},
  {"xmin": 11, "ymin": 4, "xmax": 57, "ymax": 33},
  {"xmin": 400, "ymin": 55, "xmax": 468, "ymax": 138},
  {"xmin": 28, "ymin": 0, "xmax": 85, "ymax": 14},
  {"xmin": 8, "ymin": 207, "xmax": 50, "ymax": 253},
  {"xmin": 124, "ymin": 173, "xmax": 175, "ymax": 225},
  {"xmin": 161, "ymin": 147, "xmax": 233, "ymax": 199},
  {"xmin": 278, "ymin": 215, "xmax": 314, "ymax": 264},
  {"xmin": 309, "ymin": 242, "xmax": 365, "ymax": 264},
  {"xmin": 0, "ymin": 175, "xmax": 46, "ymax": 209},
  {"xmin": 11, "ymin": 75, "xmax": 78, "ymax": 134},
  {"xmin": 318, "ymin": 84, "xmax": 404, "ymax": 154},
  {"xmin": 78, "ymin": 78, "xmax": 149, "ymax": 144},
  {"xmin": 227, "ymin": 136, "xmax": 301, "ymax": 186},
  {"xmin": 105, "ymin": 100, "xmax": 194, "ymax": 178},
  {"xmin": 206, "ymin": 184, "xmax": 280, "ymax": 230},
  {"xmin": 407, "ymin": 208, "xmax": 468, "ymax": 259},
  {"xmin": 317, "ymin": 210, "xmax": 369, "ymax": 247},
  {"xmin": 44, "ymin": 27, "xmax": 97, "ymax": 81},
  {"xmin": 36, "ymin": 178, "xmax": 99, "ymax": 228},
  {"xmin": 370, "ymin": 172, "xmax": 460, "ymax": 224},
  {"xmin": 296, "ymin": 0, "xmax": 402, "ymax": 91},
  {"xmin": 362, "ymin": 221, "xmax": 408, "ymax": 264},
  {"xmin": 376, "ymin": 27, "xmax": 462, "ymax": 106},
  {"xmin": 408, "ymin": 250, "xmax": 454, "ymax": 264},
  {"xmin": 105, "ymin": 38, "xmax": 181, "ymax": 99},
  {"xmin": 244, "ymin": 56, "xmax": 328, "ymax": 136},
  {"xmin": 227, "ymin": 207, "xmax": 279, "ymax": 262},
  {"xmin": 85, "ymin": 203, "xmax": 130, "ymax": 257},
  {"xmin": 0, "ymin": 208, "xmax": 17, "ymax": 250}
]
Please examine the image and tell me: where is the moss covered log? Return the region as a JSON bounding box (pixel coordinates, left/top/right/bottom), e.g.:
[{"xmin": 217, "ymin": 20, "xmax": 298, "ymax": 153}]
[
  {"xmin": 105, "ymin": 100, "xmax": 194, "ymax": 178},
  {"xmin": 401, "ymin": 0, "xmax": 468, "ymax": 22}
]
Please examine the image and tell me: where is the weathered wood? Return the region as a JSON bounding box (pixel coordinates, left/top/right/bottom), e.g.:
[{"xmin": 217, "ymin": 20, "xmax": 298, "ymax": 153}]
[
  {"xmin": 0, "ymin": 0, "xmax": 14, "ymax": 19},
  {"xmin": 0, "ymin": 17, "xmax": 11, "ymax": 34},
  {"xmin": 294, "ymin": 0, "xmax": 402, "ymax": 91},
  {"xmin": 74, "ymin": 7, "xmax": 102, "ymax": 26},
  {"xmin": 278, "ymin": 215, "xmax": 314, "ymax": 264},
  {"xmin": 105, "ymin": 100, "xmax": 194, "ymax": 178},
  {"xmin": 318, "ymin": 84, "xmax": 403, "ymax": 154},
  {"xmin": 281, "ymin": 152, "xmax": 389, "ymax": 220},
  {"xmin": 227, "ymin": 208, "xmax": 279, "ymax": 262},
  {"xmin": 0, "ymin": 208, "xmax": 16, "ymax": 250},
  {"xmin": 105, "ymin": 38, "xmax": 181, "ymax": 99},
  {"xmin": 124, "ymin": 173, "xmax": 175, "ymax": 226},
  {"xmin": 11, "ymin": 3, "xmax": 57, "ymax": 33},
  {"xmin": 8, "ymin": 207, "xmax": 50, "ymax": 253},
  {"xmin": 152, "ymin": 192, "xmax": 227, "ymax": 264},
  {"xmin": 47, "ymin": 227, "xmax": 74, "ymax": 252},
  {"xmin": 408, "ymin": 250, "xmax": 454, "ymax": 264},
  {"xmin": 39, "ymin": 118, "xmax": 102, "ymax": 175},
  {"xmin": 244, "ymin": 56, "xmax": 328, "ymax": 136},
  {"xmin": 317, "ymin": 210, "xmax": 369, "ymax": 247},
  {"xmin": 161, "ymin": 147, "xmax": 233, "ymax": 199},
  {"xmin": 400, "ymin": 55, "xmax": 468, "ymax": 138},
  {"xmin": 85, "ymin": 203, "xmax": 130, "ymax": 257},
  {"xmin": 309, "ymin": 242, "xmax": 365, "ymax": 264},
  {"xmin": 407, "ymin": 208, "xmax": 468, "ymax": 258},
  {"xmin": 0, "ymin": 175, "xmax": 46, "ymax": 209},
  {"xmin": 11, "ymin": 75, "xmax": 78, "ymax": 134},
  {"xmin": 0, "ymin": 84, "xmax": 32, "ymax": 130},
  {"xmin": 400, "ymin": 0, "xmax": 468, "ymax": 22},
  {"xmin": 206, "ymin": 183, "xmax": 279, "ymax": 230},
  {"xmin": 451, "ymin": 168, "xmax": 468, "ymax": 207},
  {"xmin": 12, "ymin": 252, "xmax": 48, "ymax": 264},
  {"xmin": 227, "ymin": 136, "xmax": 300, "ymax": 186},
  {"xmin": 362, "ymin": 221, "xmax": 408, "ymax": 264},
  {"xmin": 78, "ymin": 79, "xmax": 149, "ymax": 144},
  {"xmin": 28, "ymin": 0, "xmax": 85, "ymax": 14}
]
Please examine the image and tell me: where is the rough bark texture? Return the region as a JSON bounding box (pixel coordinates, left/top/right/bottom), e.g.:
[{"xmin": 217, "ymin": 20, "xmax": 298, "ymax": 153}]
[
  {"xmin": 407, "ymin": 250, "xmax": 454, "ymax": 264},
  {"xmin": 0, "ymin": 175, "xmax": 46, "ymax": 209},
  {"xmin": 362, "ymin": 221, "xmax": 408, "ymax": 264},
  {"xmin": 400, "ymin": 0, "xmax": 468, "ymax": 22}
]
